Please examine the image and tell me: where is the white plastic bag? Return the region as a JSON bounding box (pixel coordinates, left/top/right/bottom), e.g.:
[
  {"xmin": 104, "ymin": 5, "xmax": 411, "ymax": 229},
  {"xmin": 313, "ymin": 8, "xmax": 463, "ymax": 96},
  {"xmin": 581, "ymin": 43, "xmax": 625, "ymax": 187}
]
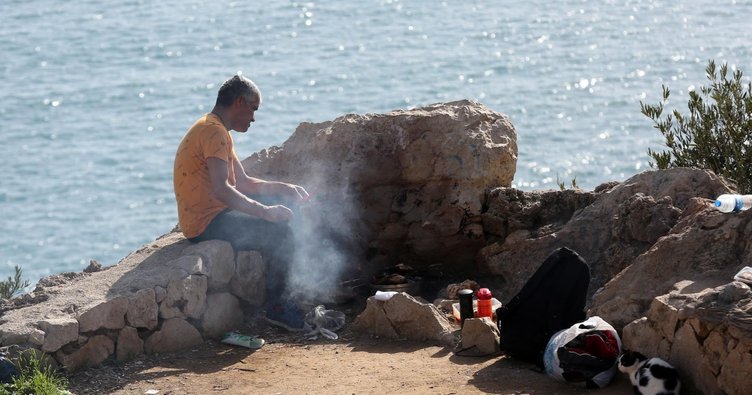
[
  {"xmin": 303, "ymin": 305, "xmax": 346, "ymax": 340},
  {"xmin": 734, "ymin": 266, "xmax": 752, "ymax": 285},
  {"xmin": 543, "ymin": 316, "xmax": 621, "ymax": 388}
]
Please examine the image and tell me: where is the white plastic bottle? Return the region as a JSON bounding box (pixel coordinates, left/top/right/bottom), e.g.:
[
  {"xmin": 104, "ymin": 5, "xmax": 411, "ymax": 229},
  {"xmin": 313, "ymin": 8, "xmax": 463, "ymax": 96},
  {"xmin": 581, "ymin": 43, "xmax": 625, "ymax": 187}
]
[{"xmin": 714, "ymin": 194, "xmax": 752, "ymax": 213}]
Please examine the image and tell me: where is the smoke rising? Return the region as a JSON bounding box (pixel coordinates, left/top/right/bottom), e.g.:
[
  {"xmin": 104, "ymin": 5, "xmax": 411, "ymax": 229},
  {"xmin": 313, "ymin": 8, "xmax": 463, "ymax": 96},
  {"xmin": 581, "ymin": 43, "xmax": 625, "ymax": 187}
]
[{"xmin": 283, "ymin": 173, "xmax": 362, "ymax": 303}]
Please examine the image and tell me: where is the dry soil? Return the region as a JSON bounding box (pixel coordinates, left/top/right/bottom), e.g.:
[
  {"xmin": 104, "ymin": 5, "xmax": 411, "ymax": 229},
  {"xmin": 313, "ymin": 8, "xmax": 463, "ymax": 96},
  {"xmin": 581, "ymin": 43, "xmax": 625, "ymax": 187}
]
[{"xmin": 67, "ymin": 312, "xmax": 633, "ymax": 395}]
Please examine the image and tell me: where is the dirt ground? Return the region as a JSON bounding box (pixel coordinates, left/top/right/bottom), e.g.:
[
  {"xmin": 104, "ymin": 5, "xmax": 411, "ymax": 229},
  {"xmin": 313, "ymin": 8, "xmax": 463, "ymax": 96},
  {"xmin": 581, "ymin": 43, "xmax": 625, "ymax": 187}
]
[{"xmin": 67, "ymin": 306, "xmax": 633, "ymax": 395}]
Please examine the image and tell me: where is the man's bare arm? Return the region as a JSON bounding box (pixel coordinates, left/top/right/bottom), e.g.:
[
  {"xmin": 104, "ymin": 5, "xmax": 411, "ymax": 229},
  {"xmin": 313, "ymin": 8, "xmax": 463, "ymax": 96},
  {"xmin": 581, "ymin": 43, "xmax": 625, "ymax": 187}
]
[
  {"xmin": 208, "ymin": 157, "xmax": 292, "ymax": 222},
  {"xmin": 231, "ymin": 154, "xmax": 310, "ymax": 201}
]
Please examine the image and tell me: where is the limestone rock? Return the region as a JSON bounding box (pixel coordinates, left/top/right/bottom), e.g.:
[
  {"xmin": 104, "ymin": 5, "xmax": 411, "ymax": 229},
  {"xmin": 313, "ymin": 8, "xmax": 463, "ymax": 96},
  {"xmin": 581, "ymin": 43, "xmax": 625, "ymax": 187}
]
[
  {"xmin": 77, "ymin": 296, "xmax": 128, "ymax": 333},
  {"xmin": 230, "ymin": 250, "xmax": 266, "ymax": 306},
  {"xmin": 126, "ymin": 288, "xmax": 158, "ymax": 330},
  {"xmin": 107, "ymin": 233, "xmax": 196, "ymax": 292},
  {"xmin": 461, "ymin": 317, "xmax": 500, "ymax": 355},
  {"xmin": 719, "ymin": 341, "xmax": 752, "ymax": 395},
  {"xmin": 183, "ymin": 240, "xmax": 235, "ymax": 290},
  {"xmin": 481, "ymin": 187, "xmax": 598, "ymax": 242},
  {"xmin": 159, "ymin": 274, "xmax": 207, "ymax": 320},
  {"xmin": 352, "ymin": 293, "xmax": 455, "ymax": 342},
  {"xmin": 645, "ymin": 296, "xmax": 680, "ymax": 342},
  {"xmin": 481, "ymin": 168, "xmax": 735, "ymax": 310},
  {"xmin": 703, "ymin": 330, "xmax": 727, "ymax": 376},
  {"xmin": 154, "ymin": 285, "xmax": 167, "ymax": 303},
  {"xmin": 0, "ymin": 324, "xmax": 34, "ymax": 346},
  {"xmin": 39, "ymin": 317, "xmax": 79, "ymax": 353},
  {"xmin": 28, "ymin": 328, "xmax": 45, "ymax": 347},
  {"xmin": 171, "ymin": 255, "xmax": 208, "ymax": 276},
  {"xmin": 621, "ymin": 317, "xmax": 666, "ymax": 360},
  {"xmin": 0, "ymin": 231, "xmax": 200, "ymax": 370},
  {"xmin": 200, "ymin": 292, "xmax": 243, "ymax": 339},
  {"xmin": 621, "ymin": 282, "xmax": 752, "ymax": 395},
  {"xmin": 144, "ymin": 318, "xmax": 203, "ymax": 354},
  {"xmin": 444, "ymin": 280, "xmax": 479, "ymax": 300},
  {"xmin": 57, "ymin": 335, "xmax": 114, "ymax": 372},
  {"xmin": 243, "ymin": 100, "xmax": 517, "ymax": 268},
  {"xmin": 590, "ymin": 201, "xmax": 750, "ymax": 330},
  {"xmin": 670, "ymin": 321, "xmax": 715, "ymax": 394},
  {"xmin": 350, "ymin": 297, "xmax": 399, "ymax": 339},
  {"xmin": 116, "ymin": 326, "xmax": 144, "ymax": 362},
  {"xmin": 83, "ymin": 259, "xmax": 102, "ymax": 273}
]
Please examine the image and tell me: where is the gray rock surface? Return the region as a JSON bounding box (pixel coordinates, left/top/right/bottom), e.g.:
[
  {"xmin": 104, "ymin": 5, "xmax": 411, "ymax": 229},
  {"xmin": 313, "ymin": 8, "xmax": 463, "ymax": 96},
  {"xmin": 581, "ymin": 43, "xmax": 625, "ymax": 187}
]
[
  {"xmin": 231, "ymin": 251, "xmax": 266, "ymax": 306},
  {"xmin": 144, "ymin": 318, "xmax": 203, "ymax": 355},
  {"xmin": 160, "ymin": 274, "xmax": 208, "ymax": 320},
  {"xmin": 590, "ymin": 194, "xmax": 750, "ymax": 330},
  {"xmin": 183, "ymin": 240, "xmax": 235, "ymax": 290},
  {"xmin": 352, "ymin": 293, "xmax": 455, "ymax": 342},
  {"xmin": 116, "ymin": 326, "xmax": 143, "ymax": 362},
  {"xmin": 0, "ymin": 231, "xmax": 266, "ymax": 371},
  {"xmin": 200, "ymin": 292, "xmax": 243, "ymax": 339},
  {"xmin": 77, "ymin": 296, "xmax": 128, "ymax": 332},
  {"xmin": 621, "ymin": 281, "xmax": 752, "ymax": 395},
  {"xmin": 125, "ymin": 288, "xmax": 158, "ymax": 330},
  {"xmin": 480, "ymin": 168, "xmax": 734, "ymax": 304},
  {"xmin": 57, "ymin": 335, "xmax": 114, "ymax": 372},
  {"xmin": 242, "ymin": 99, "xmax": 517, "ymax": 268},
  {"xmin": 39, "ymin": 318, "xmax": 79, "ymax": 353},
  {"xmin": 460, "ymin": 317, "xmax": 500, "ymax": 356}
]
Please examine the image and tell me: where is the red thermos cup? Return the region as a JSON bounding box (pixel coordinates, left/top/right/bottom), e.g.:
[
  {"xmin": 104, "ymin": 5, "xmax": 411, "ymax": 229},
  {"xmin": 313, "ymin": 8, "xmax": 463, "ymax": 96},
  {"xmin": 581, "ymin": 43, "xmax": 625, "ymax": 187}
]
[{"xmin": 476, "ymin": 288, "xmax": 493, "ymax": 318}]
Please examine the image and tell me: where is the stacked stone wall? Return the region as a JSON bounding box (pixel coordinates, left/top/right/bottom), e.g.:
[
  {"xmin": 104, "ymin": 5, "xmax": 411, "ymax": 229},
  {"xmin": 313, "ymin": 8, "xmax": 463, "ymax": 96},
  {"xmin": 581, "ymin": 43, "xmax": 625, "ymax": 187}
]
[
  {"xmin": 622, "ymin": 282, "xmax": 752, "ymax": 394},
  {"xmin": 0, "ymin": 233, "xmax": 264, "ymax": 371}
]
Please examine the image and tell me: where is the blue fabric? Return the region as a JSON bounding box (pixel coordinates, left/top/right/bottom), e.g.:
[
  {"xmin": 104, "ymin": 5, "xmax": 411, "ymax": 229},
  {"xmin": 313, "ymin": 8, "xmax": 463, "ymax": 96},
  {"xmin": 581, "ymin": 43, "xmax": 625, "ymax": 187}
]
[
  {"xmin": 265, "ymin": 299, "xmax": 307, "ymax": 331},
  {"xmin": 0, "ymin": 357, "xmax": 17, "ymax": 384}
]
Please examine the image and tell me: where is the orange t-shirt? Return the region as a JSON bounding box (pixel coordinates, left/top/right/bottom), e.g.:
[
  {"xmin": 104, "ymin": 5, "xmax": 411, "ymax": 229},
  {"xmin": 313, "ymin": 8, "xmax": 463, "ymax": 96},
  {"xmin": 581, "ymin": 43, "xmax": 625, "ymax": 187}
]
[{"xmin": 173, "ymin": 113, "xmax": 237, "ymax": 238}]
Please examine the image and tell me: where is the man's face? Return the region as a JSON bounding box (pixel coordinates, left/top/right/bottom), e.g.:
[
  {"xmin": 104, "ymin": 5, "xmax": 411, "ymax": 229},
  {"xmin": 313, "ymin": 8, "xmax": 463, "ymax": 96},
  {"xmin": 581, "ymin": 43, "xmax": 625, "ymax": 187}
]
[{"xmin": 235, "ymin": 95, "xmax": 260, "ymax": 133}]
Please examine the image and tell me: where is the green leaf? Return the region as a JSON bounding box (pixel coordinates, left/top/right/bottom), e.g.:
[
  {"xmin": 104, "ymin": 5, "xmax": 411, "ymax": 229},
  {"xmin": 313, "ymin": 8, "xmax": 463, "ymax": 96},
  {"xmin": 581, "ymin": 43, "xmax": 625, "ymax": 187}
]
[{"xmin": 644, "ymin": 60, "xmax": 752, "ymax": 193}]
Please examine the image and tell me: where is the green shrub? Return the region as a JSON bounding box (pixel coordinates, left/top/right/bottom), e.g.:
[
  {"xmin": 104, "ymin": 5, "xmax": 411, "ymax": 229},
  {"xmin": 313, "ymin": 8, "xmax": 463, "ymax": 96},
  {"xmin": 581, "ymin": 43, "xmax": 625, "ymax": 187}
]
[
  {"xmin": 0, "ymin": 266, "xmax": 30, "ymax": 299},
  {"xmin": 556, "ymin": 174, "xmax": 579, "ymax": 190},
  {"xmin": 0, "ymin": 353, "xmax": 69, "ymax": 395},
  {"xmin": 642, "ymin": 60, "xmax": 752, "ymax": 192}
]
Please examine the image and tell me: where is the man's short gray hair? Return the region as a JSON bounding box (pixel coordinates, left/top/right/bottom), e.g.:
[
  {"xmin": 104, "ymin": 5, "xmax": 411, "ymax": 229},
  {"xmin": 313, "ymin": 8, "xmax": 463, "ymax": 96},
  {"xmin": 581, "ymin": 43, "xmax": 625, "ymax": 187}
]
[{"xmin": 216, "ymin": 74, "xmax": 260, "ymax": 107}]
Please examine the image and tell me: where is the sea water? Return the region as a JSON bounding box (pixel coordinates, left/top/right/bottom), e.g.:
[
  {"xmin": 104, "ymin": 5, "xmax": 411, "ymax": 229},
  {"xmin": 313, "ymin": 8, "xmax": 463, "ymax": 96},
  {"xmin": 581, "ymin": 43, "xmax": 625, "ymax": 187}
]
[{"xmin": 1, "ymin": 0, "xmax": 750, "ymax": 288}]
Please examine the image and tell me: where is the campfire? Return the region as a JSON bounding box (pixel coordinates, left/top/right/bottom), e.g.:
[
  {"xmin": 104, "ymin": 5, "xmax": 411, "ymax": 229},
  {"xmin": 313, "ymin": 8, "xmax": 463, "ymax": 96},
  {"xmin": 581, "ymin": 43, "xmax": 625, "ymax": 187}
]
[{"xmin": 369, "ymin": 263, "xmax": 424, "ymax": 296}]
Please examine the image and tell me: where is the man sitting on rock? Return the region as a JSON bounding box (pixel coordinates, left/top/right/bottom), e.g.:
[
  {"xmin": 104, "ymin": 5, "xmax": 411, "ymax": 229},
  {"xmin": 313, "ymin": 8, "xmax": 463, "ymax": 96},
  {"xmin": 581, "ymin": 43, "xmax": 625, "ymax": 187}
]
[{"xmin": 173, "ymin": 74, "xmax": 310, "ymax": 331}]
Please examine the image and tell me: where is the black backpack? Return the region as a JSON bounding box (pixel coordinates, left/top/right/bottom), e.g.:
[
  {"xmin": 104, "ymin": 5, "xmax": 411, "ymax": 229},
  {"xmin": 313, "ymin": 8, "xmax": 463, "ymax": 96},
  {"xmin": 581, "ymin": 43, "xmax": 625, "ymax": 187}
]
[{"xmin": 496, "ymin": 247, "xmax": 590, "ymax": 367}]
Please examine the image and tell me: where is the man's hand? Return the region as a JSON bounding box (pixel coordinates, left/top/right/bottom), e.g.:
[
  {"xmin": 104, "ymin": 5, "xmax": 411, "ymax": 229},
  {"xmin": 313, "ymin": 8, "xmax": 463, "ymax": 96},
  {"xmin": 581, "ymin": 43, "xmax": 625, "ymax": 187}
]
[
  {"xmin": 289, "ymin": 184, "xmax": 310, "ymax": 202},
  {"xmin": 263, "ymin": 205, "xmax": 294, "ymax": 222}
]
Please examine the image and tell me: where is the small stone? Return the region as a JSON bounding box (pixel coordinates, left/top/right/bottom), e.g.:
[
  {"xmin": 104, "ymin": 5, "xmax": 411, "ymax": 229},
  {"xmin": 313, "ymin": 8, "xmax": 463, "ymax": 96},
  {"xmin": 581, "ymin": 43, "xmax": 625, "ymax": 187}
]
[{"xmin": 84, "ymin": 259, "xmax": 102, "ymax": 273}]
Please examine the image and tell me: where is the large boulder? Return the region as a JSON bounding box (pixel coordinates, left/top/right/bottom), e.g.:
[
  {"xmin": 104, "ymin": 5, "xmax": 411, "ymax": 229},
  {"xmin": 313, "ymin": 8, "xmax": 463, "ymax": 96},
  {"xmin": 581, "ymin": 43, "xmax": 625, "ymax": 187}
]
[
  {"xmin": 621, "ymin": 281, "xmax": 752, "ymax": 395},
  {"xmin": 479, "ymin": 168, "xmax": 735, "ymax": 303},
  {"xmin": 589, "ymin": 195, "xmax": 751, "ymax": 330},
  {"xmin": 242, "ymin": 100, "xmax": 517, "ymax": 269},
  {"xmin": 351, "ymin": 293, "xmax": 455, "ymax": 343}
]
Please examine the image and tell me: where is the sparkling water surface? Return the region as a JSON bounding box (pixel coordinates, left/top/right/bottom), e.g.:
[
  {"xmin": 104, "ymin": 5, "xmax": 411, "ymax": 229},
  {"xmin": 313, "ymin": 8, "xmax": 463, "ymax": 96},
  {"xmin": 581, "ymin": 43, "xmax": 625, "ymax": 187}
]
[{"xmin": 1, "ymin": 0, "xmax": 750, "ymax": 288}]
